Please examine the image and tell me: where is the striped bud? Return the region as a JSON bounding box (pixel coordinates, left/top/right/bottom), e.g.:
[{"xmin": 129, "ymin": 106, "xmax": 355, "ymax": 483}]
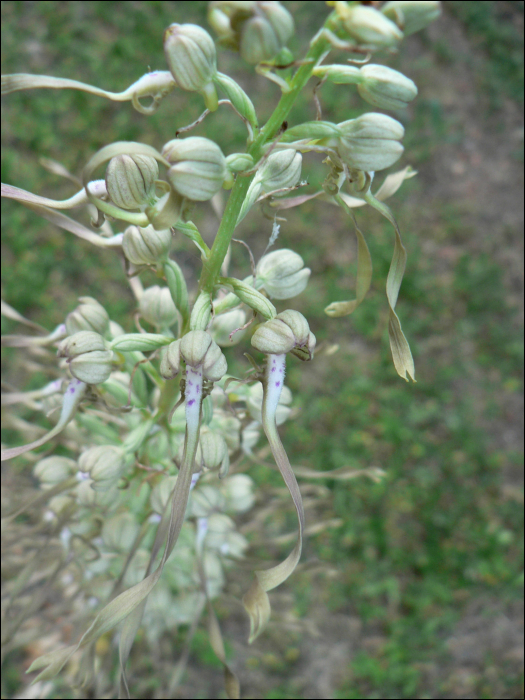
[
  {"xmin": 122, "ymin": 225, "xmax": 172, "ymax": 265},
  {"xmin": 105, "ymin": 154, "xmax": 158, "ymax": 210},
  {"xmin": 66, "ymin": 297, "xmax": 109, "ymax": 336},
  {"xmin": 162, "ymin": 137, "xmax": 227, "ymax": 201}
]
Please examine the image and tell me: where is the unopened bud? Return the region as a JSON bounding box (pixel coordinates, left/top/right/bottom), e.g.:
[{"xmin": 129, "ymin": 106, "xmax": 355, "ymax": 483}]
[
  {"xmin": 340, "ymin": 4, "xmax": 403, "ymax": 47},
  {"xmin": 78, "ymin": 445, "xmax": 126, "ymax": 491},
  {"xmin": 180, "ymin": 330, "xmax": 227, "ymax": 381},
  {"xmin": 34, "ymin": 456, "xmax": 76, "ymax": 488},
  {"xmin": 163, "ymin": 23, "xmax": 219, "ymax": 110},
  {"xmin": 256, "ymin": 249, "xmax": 310, "ymax": 300},
  {"xmin": 162, "ymin": 137, "xmax": 227, "ymax": 201},
  {"xmin": 197, "ymin": 428, "xmax": 229, "ymax": 471},
  {"xmin": 139, "ymin": 285, "xmax": 178, "ymax": 329},
  {"xmin": 239, "ymin": 1, "xmax": 295, "ymax": 64},
  {"xmin": 358, "ymin": 65, "xmax": 417, "ymax": 110},
  {"xmin": 211, "ymin": 308, "xmax": 247, "ymax": 346},
  {"xmin": 337, "ymin": 113, "xmax": 405, "ymax": 172},
  {"xmin": 105, "ymin": 154, "xmax": 158, "ymax": 210},
  {"xmin": 66, "ymin": 297, "xmax": 109, "ymax": 336},
  {"xmin": 102, "ymin": 512, "xmax": 139, "ymax": 551},
  {"xmin": 258, "ymin": 148, "xmax": 302, "ymax": 192},
  {"xmin": 58, "ymin": 331, "xmax": 107, "ymax": 358},
  {"xmin": 122, "ymin": 225, "xmax": 172, "ymax": 265},
  {"xmin": 159, "ymin": 339, "xmax": 182, "ymax": 379},
  {"xmin": 226, "ymin": 152, "xmax": 254, "ymax": 173},
  {"xmin": 382, "ymin": 0, "xmax": 441, "ymax": 35},
  {"xmin": 69, "ymin": 350, "xmax": 113, "ymax": 384}
]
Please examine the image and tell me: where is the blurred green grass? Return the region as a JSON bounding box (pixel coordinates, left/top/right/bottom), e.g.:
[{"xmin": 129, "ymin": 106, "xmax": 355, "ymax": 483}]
[{"xmin": 1, "ymin": 2, "xmax": 523, "ymax": 699}]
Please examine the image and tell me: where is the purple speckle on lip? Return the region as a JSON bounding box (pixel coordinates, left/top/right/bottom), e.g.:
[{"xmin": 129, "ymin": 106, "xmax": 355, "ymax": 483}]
[
  {"xmin": 271, "ymin": 367, "xmax": 276, "ymax": 372},
  {"xmin": 188, "ymin": 380, "xmax": 193, "ymax": 386},
  {"xmin": 188, "ymin": 399, "xmax": 195, "ymax": 406},
  {"xmin": 196, "ymin": 385, "xmax": 200, "ymax": 393},
  {"xmin": 275, "ymin": 381, "xmax": 280, "ymax": 387}
]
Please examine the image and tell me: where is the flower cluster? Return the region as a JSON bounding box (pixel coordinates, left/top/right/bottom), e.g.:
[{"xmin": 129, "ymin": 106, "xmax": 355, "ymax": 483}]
[{"xmin": 1, "ymin": 1, "xmax": 440, "ymax": 695}]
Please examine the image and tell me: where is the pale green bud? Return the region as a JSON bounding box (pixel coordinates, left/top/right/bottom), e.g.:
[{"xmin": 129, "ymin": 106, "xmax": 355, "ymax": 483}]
[
  {"xmin": 78, "ymin": 445, "xmax": 126, "ymax": 491},
  {"xmin": 358, "ymin": 65, "xmax": 417, "ymax": 110},
  {"xmin": 239, "ymin": 1, "xmax": 294, "ymax": 64},
  {"xmin": 190, "ymin": 485, "xmax": 226, "ymax": 518},
  {"xmin": 105, "ymin": 154, "xmax": 158, "ymax": 210},
  {"xmin": 102, "ymin": 512, "xmax": 139, "ymax": 551},
  {"xmin": 251, "ymin": 309, "xmax": 315, "ymax": 358},
  {"xmin": 162, "ymin": 137, "xmax": 227, "ymax": 201},
  {"xmin": 34, "ymin": 456, "xmax": 76, "ymax": 488},
  {"xmin": 122, "ymin": 225, "xmax": 172, "ymax": 265},
  {"xmin": 382, "ymin": 0, "xmax": 441, "ymax": 35},
  {"xmin": 226, "ymin": 152, "xmax": 254, "ymax": 173},
  {"xmin": 221, "ymin": 473, "xmax": 255, "ymax": 512},
  {"xmin": 256, "ymin": 248, "xmax": 310, "ymax": 300},
  {"xmin": 337, "ymin": 113, "xmax": 405, "ymax": 172},
  {"xmin": 159, "ymin": 339, "xmax": 182, "ymax": 379},
  {"xmin": 247, "ymin": 381, "xmax": 292, "ymax": 425},
  {"xmin": 139, "ymin": 285, "xmax": 178, "ymax": 329},
  {"xmin": 69, "ymin": 350, "xmax": 113, "ymax": 384},
  {"xmin": 211, "ymin": 308, "xmax": 247, "ymax": 346},
  {"xmin": 65, "ymin": 297, "xmax": 109, "ymax": 336},
  {"xmin": 180, "ymin": 330, "xmax": 228, "ymax": 381},
  {"xmin": 258, "ymin": 148, "xmax": 302, "ymax": 192},
  {"xmin": 190, "ymin": 290, "xmax": 212, "ymax": 331},
  {"xmin": 163, "ymin": 23, "xmax": 218, "ymax": 109},
  {"xmin": 58, "ymin": 330, "xmax": 107, "ymax": 358},
  {"xmin": 145, "ymin": 187, "xmax": 183, "ymax": 230},
  {"xmin": 341, "ymin": 4, "xmax": 403, "ymax": 47},
  {"xmin": 196, "ymin": 428, "xmax": 229, "ymax": 471}
]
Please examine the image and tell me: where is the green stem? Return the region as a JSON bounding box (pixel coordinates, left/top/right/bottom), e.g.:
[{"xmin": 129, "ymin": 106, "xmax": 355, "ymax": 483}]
[{"xmin": 198, "ymin": 24, "xmax": 332, "ymax": 295}]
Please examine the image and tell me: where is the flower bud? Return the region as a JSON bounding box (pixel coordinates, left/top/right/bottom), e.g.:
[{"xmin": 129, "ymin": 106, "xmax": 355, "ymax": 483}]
[
  {"xmin": 382, "ymin": 0, "xmax": 441, "ymax": 36},
  {"xmin": 256, "ymin": 249, "xmax": 310, "ymax": 300},
  {"xmin": 251, "ymin": 309, "xmax": 315, "ymax": 358},
  {"xmin": 162, "ymin": 137, "xmax": 227, "ymax": 201},
  {"xmin": 357, "ymin": 65, "xmax": 417, "ymax": 111},
  {"xmin": 341, "ymin": 4, "xmax": 403, "ymax": 47},
  {"xmin": 58, "ymin": 330, "xmax": 107, "ymax": 358},
  {"xmin": 239, "ymin": 1, "xmax": 295, "ymax": 64},
  {"xmin": 337, "ymin": 113, "xmax": 405, "ymax": 172},
  {"xmin": 78, "ymin": 445, "xmax": 126, "ymax": 491},
  {"xmin": 211, "ymin": 308, "xmax": 247, "ymax": 346},
  {"xmin": 158, "ymin": 340, "xmax": 181, "ymax": 380},
  {"xmin": 102, "ymin": 512, "xmax": 139, "ymax": 551},
  {"xmin": 196, "ymin": 428, "xmax": 229, "ymax": 471},
  {"xmin": 180, "ymin": 330, "xmax": 228, "ymax": 381},
  {"xmin": 66, "ymin": 297, "xmax": 109, "ymax": 336},
  {"xmin": 110, "ymin": 333, "xmax": 172, "ymax": 353},
  {"xmin": 258, "ymin": 148, "xmax": 302, "ymax": 192},
  {"xmin": 69, "ymin": 350, "xmax": 113, "ymax": 384},
  {"xmin": 122, "ymin": 225, "xmax": 172, "ymax": 265},
  {"xmin": 226, "ymin": 152, "xmax": 254, "ymax": 173},
  {"xmin": 139, "ymin": 285, "xmax": 178, "ymax": 329},
  {"xmin": 34, "ymin": 456, "xmax": 76, "ymax": 488},
  {"xmin": 105, "ymin": 154, "xmax": 158, "ymax": 210},
  {"xmin": 222, "ymin": 473, "xmax": 255, "ymax": 512},
  {"xmin": 163, "ymin": 23, "xmax": 219, "ymax": 109}
]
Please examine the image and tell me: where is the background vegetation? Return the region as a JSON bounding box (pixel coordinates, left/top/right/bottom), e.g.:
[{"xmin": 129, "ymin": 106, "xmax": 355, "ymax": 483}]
[{"xmin": 1, "ymin": 2, "xmax": 523, "ymax": 698}]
